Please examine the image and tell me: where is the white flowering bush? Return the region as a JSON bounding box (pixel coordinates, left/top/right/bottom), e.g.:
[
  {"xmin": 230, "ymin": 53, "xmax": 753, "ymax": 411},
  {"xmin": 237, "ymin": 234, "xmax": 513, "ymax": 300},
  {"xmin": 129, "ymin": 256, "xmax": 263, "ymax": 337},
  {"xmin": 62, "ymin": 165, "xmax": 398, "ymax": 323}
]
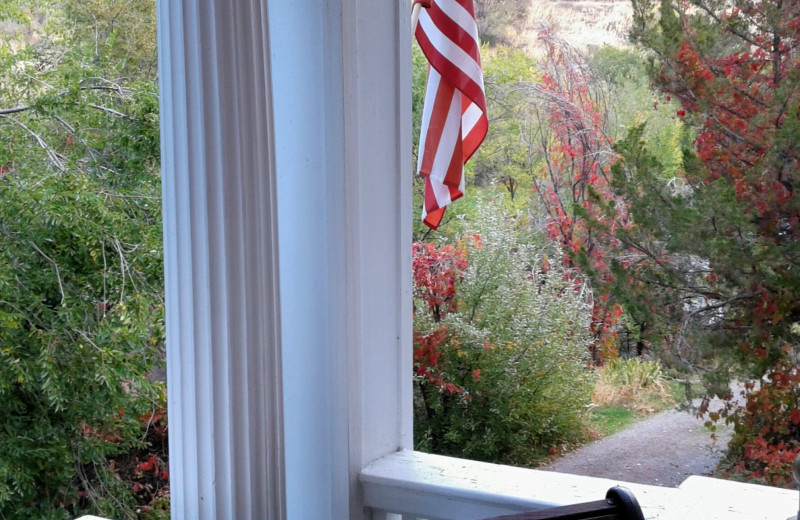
[{"xmin": 414, "ymin": 201, "xmax": 595, "ymax": 464}]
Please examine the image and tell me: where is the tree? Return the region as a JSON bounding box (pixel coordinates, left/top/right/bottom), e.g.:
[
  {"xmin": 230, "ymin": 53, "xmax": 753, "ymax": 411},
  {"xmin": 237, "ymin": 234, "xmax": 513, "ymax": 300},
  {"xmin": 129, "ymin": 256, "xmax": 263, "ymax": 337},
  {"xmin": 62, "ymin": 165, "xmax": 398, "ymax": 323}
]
[
  {"xmin": 521, "ymin": 31, "xmax": 626, "ymax": 361},
  {"xmin": 0, "ymin": 2, "xmax": 166, "ymax": 517},
  {"xmin": 599, "ymin": 0, "xmax": 800, "ymax": 484},
  {"xmin": 469, "ymin": 46, "xmax": 539, "ymax": 200},
  {"xmin": 61, "ymin": 0, "xmax": 158, "ymax": 80},
  {"xmin": 590, "ymin": 45, "xmax": 687, "ymax": 176}
]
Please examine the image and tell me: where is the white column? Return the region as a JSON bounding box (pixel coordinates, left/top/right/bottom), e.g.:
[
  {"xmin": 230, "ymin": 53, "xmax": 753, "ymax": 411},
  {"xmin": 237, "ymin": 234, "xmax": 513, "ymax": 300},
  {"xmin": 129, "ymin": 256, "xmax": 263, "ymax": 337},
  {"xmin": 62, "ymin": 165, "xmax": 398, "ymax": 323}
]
[
  {"xmin": 269, "ymin": 0, "xmax": 412, "ymax": 518},
  {"xmin": 340, "ymin": 0, "xmax": 414, "ymax": 480},
  {"xmin": 157, "ymin": 1, "xmax": 285, "ymax": 519},
  {"xmin": 268, "ymin": 1, "xmax": 340, "ymax": 518}
]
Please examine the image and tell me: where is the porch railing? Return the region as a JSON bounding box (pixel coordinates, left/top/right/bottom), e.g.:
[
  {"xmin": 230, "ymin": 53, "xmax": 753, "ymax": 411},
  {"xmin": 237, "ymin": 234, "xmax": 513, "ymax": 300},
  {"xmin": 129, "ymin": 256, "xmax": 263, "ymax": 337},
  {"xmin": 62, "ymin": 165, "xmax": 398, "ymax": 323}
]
[
  {"xmin": 75, "ymin": 449, "xmax": 800, "ymax": 520},
  {"xmin": 360, "ymin": 450, "xmax": 798, "ymax": 520}
]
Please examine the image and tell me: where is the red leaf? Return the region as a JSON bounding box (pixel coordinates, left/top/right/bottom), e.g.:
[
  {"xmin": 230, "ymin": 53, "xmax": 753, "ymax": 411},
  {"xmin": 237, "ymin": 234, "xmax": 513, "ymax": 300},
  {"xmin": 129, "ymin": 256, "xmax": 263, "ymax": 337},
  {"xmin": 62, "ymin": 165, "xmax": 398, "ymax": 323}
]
[{"xmin": 137, "ymin": 456, "xmax": 156, "ymax": 472}]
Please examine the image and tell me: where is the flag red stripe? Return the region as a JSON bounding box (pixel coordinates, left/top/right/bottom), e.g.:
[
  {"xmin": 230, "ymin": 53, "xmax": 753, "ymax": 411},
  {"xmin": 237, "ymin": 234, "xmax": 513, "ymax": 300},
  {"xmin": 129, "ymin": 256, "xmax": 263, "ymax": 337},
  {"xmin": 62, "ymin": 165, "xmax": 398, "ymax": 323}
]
[{"xmin": 443, "ymin": 134, "xmax": 463, "ymax": 187}]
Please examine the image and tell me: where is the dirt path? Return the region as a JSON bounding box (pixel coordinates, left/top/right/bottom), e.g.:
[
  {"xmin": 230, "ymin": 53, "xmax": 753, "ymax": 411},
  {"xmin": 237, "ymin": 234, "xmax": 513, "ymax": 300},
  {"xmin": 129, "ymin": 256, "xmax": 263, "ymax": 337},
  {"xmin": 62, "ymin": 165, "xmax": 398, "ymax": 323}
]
[{"xmin": 541, "ymin": 408, "xmax": 733, "ymax": 487}]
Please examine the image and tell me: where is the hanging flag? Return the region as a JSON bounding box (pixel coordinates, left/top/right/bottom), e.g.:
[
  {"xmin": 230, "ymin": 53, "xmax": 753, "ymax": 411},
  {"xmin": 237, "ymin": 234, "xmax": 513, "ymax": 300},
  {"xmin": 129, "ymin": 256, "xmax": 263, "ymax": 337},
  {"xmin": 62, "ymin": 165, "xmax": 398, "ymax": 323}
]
[{"xmin": 414, "ymin": 0, "xmax": 488, "ymax": 230}]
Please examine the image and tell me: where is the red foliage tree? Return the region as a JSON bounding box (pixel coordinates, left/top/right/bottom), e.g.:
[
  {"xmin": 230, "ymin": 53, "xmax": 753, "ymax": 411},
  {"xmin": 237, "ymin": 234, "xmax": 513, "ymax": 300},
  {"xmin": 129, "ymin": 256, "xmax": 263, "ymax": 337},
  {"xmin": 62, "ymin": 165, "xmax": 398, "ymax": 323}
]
[
  {"xmin": 528, "ymin": 31, "xmax": 625, "ymax": 361},
  {"xmin": 412, "ymin": 241, "xmax": 468, "ymax": 323},
  {"xmin": 412, "ymin": 241, "xmax": 469, "ymax": 395}
]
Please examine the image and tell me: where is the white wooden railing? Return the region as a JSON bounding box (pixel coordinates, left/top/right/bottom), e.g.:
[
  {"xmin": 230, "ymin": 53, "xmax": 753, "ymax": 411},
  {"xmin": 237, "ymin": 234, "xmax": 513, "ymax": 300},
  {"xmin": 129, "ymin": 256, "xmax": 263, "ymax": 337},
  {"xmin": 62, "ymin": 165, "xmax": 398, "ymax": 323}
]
[
  {"xmin": 76, "ymin": 449, "xmax": 799, "ymax": 520},
  {"xmin": 360, "ymin": 450, "xmax": 799, "ymax": 520}
]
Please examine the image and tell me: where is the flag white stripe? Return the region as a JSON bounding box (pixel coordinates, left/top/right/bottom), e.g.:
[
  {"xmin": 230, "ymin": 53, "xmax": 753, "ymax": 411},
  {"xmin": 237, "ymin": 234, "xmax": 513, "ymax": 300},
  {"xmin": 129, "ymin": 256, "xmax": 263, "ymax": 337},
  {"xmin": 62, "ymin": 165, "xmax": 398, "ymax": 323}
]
[
  {"xmin": 429, "ymin": 91, "xmax": 463, "ymax": 185},
  {"xmin": 461, "ymin": 102, "xmax": 482, "ymax": 137}
]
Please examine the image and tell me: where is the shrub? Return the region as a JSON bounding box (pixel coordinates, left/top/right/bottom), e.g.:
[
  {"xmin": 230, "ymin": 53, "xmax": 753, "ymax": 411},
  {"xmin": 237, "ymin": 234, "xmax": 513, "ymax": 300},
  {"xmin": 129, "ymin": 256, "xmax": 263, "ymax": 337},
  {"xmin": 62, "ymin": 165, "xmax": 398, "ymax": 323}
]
[
  {"xmin": 714, "ymin": 363, "xmax": 800, "ymax": 488},
  {"xmin": 592, "ymin": 358, "xmax": 673, "ymax": 412},
  {"xmin": 413, "ymin": 202, "xmax": 594, "ymax": 464}
]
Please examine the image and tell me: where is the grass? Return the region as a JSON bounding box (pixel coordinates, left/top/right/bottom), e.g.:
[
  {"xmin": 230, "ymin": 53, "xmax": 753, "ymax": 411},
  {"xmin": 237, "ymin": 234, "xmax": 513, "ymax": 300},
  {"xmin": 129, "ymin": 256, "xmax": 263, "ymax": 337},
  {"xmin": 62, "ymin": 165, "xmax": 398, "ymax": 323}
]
[
  {"xmin": 586, "ymin": 358, "xmax": 681, "ymax": 440},
  {"xmin": 592, "ymin": 357, "xmax": 675, "ymax": 411},
  {"xmin": 589, "ymin": 406, "xmax": 637, "ymax": 437}
]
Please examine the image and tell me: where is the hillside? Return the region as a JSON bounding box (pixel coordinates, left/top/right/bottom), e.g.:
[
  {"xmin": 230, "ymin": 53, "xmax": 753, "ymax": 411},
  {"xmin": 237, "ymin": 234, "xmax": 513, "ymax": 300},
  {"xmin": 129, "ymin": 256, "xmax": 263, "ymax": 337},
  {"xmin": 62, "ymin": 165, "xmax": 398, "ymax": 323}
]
[{"xmin": 514, "ymin": 0, "xmax": 633, "ymax": 53}]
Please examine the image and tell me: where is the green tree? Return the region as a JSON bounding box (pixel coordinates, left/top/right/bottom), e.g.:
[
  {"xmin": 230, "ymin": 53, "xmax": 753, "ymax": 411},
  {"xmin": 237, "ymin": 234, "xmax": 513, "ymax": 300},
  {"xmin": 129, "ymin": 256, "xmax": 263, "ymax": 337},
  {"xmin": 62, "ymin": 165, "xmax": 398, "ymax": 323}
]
[
  {"xmin": 0, "ymin": 2, "xmax": 165, "ymax": 517},
  {"xmin": 584, "ymin": 0, "xmax": 800, "ymax": 484},
  {"xmin": 590, "ymin": 45, "xmax": 687, "ymax": 175},
  {"xmin": 469, "ymin": 46, "xmax": 538, "ymax": 200},
  {"xmin": 61, "ymin": 0, "xmax": 158, "ymax": 80}
]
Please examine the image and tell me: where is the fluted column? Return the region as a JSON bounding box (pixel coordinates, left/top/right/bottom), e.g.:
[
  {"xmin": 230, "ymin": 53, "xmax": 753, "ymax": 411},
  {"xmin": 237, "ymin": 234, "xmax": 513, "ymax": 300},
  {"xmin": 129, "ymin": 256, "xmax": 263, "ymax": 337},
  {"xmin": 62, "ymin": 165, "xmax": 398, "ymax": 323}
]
[{"xmin": 157, "ymin": 1, "xmax": 284, "ymax": 519}]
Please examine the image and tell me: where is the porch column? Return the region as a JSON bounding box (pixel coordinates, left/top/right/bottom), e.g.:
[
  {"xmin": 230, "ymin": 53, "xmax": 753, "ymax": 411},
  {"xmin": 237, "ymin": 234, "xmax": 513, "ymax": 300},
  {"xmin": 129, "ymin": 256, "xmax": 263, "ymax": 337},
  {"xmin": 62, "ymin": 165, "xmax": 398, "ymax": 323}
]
[
  {"xmin": 157, "ymin": 1, "xmax": 285, "ymax": 519},
  {"xmin": 268, "ymin": 0, "xmax": 413, "ymax": 517}
]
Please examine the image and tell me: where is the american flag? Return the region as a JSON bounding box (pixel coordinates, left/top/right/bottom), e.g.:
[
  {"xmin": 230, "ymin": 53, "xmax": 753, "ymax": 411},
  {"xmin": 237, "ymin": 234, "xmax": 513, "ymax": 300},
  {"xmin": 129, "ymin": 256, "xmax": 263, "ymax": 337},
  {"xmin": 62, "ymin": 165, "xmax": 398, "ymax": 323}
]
[{"xmin": 414, "ymin": 0, "xmax": 488, "ymax": 230}]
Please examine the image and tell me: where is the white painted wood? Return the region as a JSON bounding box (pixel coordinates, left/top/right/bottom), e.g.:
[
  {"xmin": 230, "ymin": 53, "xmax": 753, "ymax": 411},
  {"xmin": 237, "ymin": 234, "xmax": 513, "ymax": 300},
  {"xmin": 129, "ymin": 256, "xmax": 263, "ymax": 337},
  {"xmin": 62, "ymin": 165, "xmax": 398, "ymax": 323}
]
[
  {"xmin": 268, "ymin": 1, "xmax": 341, "ymax": 517},
  {"xmin": 677, "ymin": 476, "xmax": 798, "ymax": 520},
  {"xmin": 360, "ymin": 451, "xmax": 798, "ymax": 520},
  {"xmin": 341, "ymin": 1, "xmax": 415, "ymax": 452},
  {"xmin": 160, "ymin": 0, "xmax": 412, "ymax": 518},
  {"xmin": 340, "ymin": 0, "xmax": 414, "ymax": 466},
  {"xmin": 268, "ymin": 0, "xmax": 412, "ymax": 518},
  {"xmin": 361, "ymin": 451, "xmax": 680, "ymax": 520},
  {"xmin": 157, "ymin": 1, "xmax": 284, "ymax": 519}
]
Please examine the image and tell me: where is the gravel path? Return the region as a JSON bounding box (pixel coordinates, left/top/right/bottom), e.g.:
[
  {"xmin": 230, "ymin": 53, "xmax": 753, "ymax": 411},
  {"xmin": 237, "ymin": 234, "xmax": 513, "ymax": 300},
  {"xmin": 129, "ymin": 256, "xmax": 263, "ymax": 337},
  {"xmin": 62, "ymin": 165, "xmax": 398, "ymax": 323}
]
[{"xmin": 541, "ymin": 408, "xmax": 733, "ymax": 487}]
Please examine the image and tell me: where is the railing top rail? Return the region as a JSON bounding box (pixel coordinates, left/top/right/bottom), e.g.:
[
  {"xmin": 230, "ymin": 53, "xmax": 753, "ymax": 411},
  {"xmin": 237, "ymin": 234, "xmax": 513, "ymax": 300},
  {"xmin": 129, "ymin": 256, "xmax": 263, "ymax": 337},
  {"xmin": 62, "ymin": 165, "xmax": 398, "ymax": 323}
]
[{"xmin": 361, "ymin": 450, "xmax": 799, "ymax": 520}]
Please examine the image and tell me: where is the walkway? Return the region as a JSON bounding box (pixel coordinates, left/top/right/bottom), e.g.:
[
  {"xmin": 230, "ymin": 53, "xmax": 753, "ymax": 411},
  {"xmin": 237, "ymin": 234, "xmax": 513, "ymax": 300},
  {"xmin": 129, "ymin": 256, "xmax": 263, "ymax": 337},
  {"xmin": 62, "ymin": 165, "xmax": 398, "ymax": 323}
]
[{"xmin": 541, "ymin": 408, "xmax": 732, "ymax": 487}]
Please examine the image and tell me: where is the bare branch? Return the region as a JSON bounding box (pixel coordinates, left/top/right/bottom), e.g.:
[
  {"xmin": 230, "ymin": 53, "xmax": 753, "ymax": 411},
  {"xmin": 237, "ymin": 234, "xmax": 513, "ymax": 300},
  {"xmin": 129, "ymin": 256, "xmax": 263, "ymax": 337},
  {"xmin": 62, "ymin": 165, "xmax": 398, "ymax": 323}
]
[
  {"xmin": 113, "ymin": 238, "xmax": 128, "ymax": 301},
  {"xmin": 87, "ymin": 103, "xmax": 137, "ymax": 121},
  {"xmin": 28, "ymin": 241, "xmax": 66, "ymax": 305},
  {"xmin": 0, "ymin": 115, "xmax": 66, "ymax": 172},
  {"xmin": 0, "ymin": 106, "xmax": 31, "ymax": 116}
]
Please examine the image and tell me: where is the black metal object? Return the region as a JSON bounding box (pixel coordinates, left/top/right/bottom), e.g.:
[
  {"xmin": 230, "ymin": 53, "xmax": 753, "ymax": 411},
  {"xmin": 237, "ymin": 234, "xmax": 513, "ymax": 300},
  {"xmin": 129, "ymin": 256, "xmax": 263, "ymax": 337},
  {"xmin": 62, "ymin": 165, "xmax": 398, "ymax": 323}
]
[{"xmin": 482, "ymin": 486, "xmax": 645, "ymax": 520}]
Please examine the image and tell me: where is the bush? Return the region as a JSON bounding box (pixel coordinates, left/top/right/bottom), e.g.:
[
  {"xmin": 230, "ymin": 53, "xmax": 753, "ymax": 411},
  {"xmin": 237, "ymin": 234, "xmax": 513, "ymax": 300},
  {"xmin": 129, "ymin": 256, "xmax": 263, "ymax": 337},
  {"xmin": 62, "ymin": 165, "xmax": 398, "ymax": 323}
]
[
  {"xmin": 0, "ymin": 159, "xmax": 165, "ymax": 519},
  {"xmin": 413, "ymin": 202, "xmax": 594, "ymax": 464},
  {"xmin": 715, "ymin": 363, "xmax": 800, "ymax": 488}
]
